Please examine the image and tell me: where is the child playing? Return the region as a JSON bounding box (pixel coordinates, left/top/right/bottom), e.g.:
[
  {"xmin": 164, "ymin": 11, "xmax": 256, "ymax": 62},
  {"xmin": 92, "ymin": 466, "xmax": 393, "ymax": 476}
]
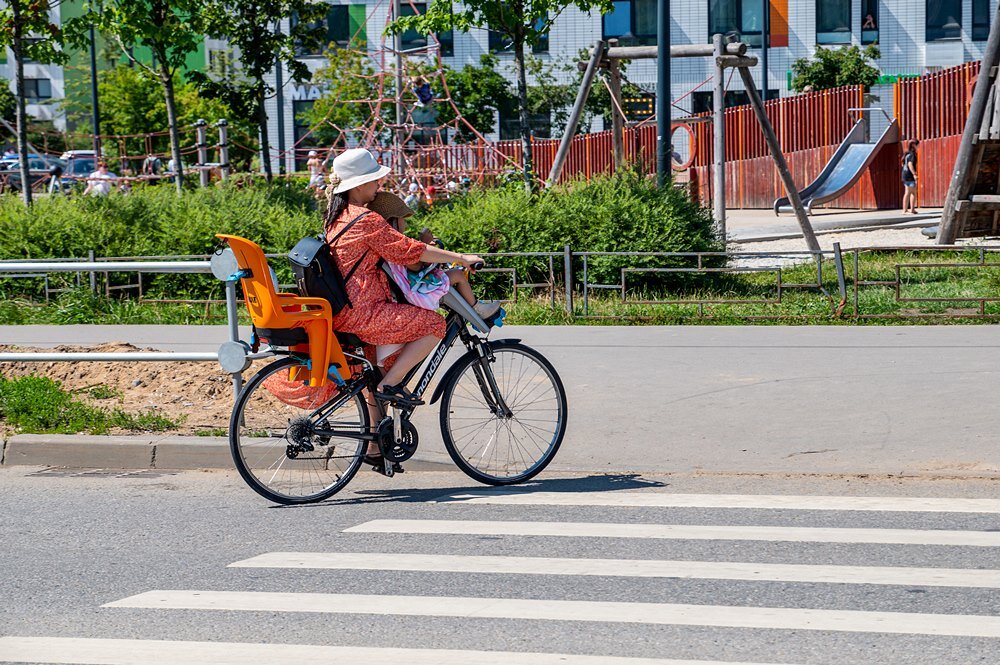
[{"xmin": 367, "ymin": 191, "xmax": 500, "ymax": 319}]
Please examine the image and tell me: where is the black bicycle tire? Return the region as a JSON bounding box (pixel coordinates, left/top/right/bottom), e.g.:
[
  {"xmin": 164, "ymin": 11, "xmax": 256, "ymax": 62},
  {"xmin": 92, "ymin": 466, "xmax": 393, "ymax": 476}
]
[
  {"xmin": 439, "ymin": 341, "xmax": 567, "ymax": 485},
  {"xmin": 229, "ymin": 357, "xmax": 369, "ymax": 504}
]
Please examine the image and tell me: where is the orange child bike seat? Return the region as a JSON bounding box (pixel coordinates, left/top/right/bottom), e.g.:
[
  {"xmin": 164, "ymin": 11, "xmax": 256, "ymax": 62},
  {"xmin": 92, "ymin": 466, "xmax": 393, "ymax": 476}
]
[{"xmin": 216, "ymin": 234, "xmax": 351, "ymax": 388}]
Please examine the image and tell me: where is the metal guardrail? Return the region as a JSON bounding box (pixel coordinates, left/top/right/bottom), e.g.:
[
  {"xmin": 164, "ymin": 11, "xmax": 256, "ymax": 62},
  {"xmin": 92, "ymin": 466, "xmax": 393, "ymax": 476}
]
[
  {"xmin": 576, "ymin": 248, "xmax": 843, "ymax": 318},
  {"xmin": 0, "ymin": 250, "xmax": 268, "ymax": 398},
  {"xmin": 3, "ymin": 243, "xmax": 1000, "ymax": 399}
]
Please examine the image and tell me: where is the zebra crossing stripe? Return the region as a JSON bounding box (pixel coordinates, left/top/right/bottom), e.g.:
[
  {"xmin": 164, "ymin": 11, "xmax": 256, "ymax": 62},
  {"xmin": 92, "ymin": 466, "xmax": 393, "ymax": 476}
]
[
  {"xmin": 344, "ymin": 519, "xmax": 1000, "ymax": 547},
  {"xmin": 432, "ymin": 492, "xmax": 1000, "ymax": 513},
  {"xmin": 104, "ymin": 591, "xmax": 1000, "ymax": 638},
  {"xmin": 228, "ymin": 551, "xmax": 1000, "ymax": 588},
  {"xmin": 0, "ymin": 636, "xmax": 780, "ymax": 665}
]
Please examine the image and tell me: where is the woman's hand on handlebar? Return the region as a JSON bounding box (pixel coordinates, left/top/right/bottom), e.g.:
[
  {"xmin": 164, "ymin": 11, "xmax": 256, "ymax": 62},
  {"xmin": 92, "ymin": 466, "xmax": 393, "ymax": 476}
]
[{"xmin": 459, "ymin": 254, "xmax": 486, "ymax": 271}]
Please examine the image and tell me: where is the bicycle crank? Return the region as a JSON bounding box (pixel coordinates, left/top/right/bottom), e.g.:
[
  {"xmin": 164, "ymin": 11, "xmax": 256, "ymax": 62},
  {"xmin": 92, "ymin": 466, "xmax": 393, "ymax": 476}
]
[{"xmin": 376, "ymin": 416, "xmax": 419, "ymax": 463}]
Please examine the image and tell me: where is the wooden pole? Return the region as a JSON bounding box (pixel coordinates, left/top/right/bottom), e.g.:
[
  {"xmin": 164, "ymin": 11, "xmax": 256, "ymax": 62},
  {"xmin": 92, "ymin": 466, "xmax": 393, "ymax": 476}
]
[
  {"xmin": 608, "ymin": 41, "xmax": 625, "ymax": 170},
  {"xmin": 547, "ymin": 40, "xmax": 605, "ymax": 188},
  {"xmin": 606, "ymin": 43, "xmax": 746, "ymax": 60},
  {"xmin": 938, "ymin": 8, "xmax": 1000, "ymax": 243},
  {"xmin": 712, "ymin": 34, "xmax": 726, "ymax": 239},
  {"xmin": 737, "ymin": 66, "xmax": 820, "ymax": 252}
]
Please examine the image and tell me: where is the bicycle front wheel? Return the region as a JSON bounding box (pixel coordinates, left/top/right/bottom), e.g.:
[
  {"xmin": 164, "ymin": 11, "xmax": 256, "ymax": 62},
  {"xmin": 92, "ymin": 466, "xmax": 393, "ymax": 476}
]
[
  {"xmin": 230, "ymin": 357, "xmax": 369, "ymax": 504},
  {"xmin": 440, "ymin": 341, "xmax": 567, "ymax": 485}
]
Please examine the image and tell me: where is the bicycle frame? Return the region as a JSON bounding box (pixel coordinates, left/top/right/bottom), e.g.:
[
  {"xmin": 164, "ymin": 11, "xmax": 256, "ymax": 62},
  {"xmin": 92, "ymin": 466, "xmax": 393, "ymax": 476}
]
[{"xmin": 305, "ymin": 305, "xmax": 508, "ymax": 445}]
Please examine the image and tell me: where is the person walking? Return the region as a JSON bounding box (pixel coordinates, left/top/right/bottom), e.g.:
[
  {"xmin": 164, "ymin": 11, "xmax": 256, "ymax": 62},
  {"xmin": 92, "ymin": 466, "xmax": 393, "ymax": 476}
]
[{"xmin": 902, "ymin": 140, "xmax": 919, "ymax": 214}]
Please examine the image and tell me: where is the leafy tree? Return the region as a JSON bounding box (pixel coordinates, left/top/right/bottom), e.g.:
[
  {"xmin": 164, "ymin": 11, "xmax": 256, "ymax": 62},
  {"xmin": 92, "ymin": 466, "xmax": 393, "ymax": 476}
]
[
  {"xmin": 791, "ymin": 45, "xmax": 881, "ymax": 93},
  {"xmin": 0, "ymin": 0, "xmax": 66, "ymax": 205},
  {"xmin": 61, "ymin": 64, "xmax": 253, "ymax": 169},
  {"xmin": 197, "ymin": 1, "xmax": 326, "ymax": 181},
  {"xmin": 0, "ymin": 82, "xmax": 15, "ymax": 124},
  {"xmin": 390, "ymin": 0, "xmax": 613, "ymax": 190},
  {"xmin": 301, "ymin": 44, "xmax": 387, "ymax": 147},
  {"xmin": 411, "ymin": 54, "xmax": 513, "ymax": 142},
  {"xmin": 66, "ymin": 0, "xmax": 206, "ymax": 193}
]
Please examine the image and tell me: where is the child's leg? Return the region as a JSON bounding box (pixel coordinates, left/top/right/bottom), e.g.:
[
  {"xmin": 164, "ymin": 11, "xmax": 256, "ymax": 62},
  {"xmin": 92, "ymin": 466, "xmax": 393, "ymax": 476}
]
[{"xmin": 446, "ymin": 269, "xmax": 476, "ymax": 306}]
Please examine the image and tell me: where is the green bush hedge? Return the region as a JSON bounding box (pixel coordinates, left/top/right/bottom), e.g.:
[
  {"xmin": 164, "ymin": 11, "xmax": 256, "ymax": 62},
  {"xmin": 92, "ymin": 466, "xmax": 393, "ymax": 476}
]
[
  {"xmin": 0, "ymin": 182, "xmax": 320, "ymax": 260},
  {"xmin": 415, "ymin": 170, "xmax": 720, "ymax": 289},
  {"xmin": 0, "ymin": 171, "xmax": 717, "ymax": 300}
]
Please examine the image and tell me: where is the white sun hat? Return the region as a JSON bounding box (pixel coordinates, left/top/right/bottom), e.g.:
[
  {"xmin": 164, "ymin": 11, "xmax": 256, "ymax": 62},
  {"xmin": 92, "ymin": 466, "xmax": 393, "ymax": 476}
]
[
  {"xmin": 307, "ymin": 150, "xmax": 318, "ymax": 157},
  {"xmin": 332, "ymin": 148, "xmax": 391, "ymax": 194}
]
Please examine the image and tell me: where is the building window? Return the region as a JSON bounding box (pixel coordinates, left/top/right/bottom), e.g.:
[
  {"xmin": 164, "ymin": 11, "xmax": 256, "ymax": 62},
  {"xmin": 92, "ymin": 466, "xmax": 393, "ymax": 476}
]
[
  {"xmin": 691, "ymin": 89, "xmax": 778, "ymax": 113},
  {"xmin": 20, "ymin": 37, "xmax": 43, "ymax": 64},
  {"xmin": 208, "ymin": 49, "xmax": 235, "ymax": 77},
  {"xmin": 498, "ymin": 101, "xmax": 551, "ymax": 140},
  {"xmin": 401, "ymin": 3, "xmax": 453, "ymax": 56},
  {"xmin": 490, "ymin": 16, "xmax": 549, "ymax": 54},
  {"xmin": 603, "ymin": 0, "xmax": 657, "ymax": 46},
  {"xmin": 817, "ymin": 0, "xmax": 851, "ymax": 44},
  {"xmin": 926, "ymin": 0, "xmax": 962, "ymax": 41},
  {"xmin": 327, "ymin": 5, "xmax": 369, "ymax": 48},
  {"xmin": 972, "ymin": 0, "xmax": 991, "ymax": 41},
  {"xmin": 293, "ymin": 100, "xmax": 315, "ymax": 171},
  {"xmin": 709, "ymin": 0, "xmax": 764, "ymax": 48},
  {"xmin": 861, "ymin": 0, "xmax": 879, "ymax": 44},
  {"xmin": 24, "ymin": 78, "xmax": 51, "ymax": 102}
]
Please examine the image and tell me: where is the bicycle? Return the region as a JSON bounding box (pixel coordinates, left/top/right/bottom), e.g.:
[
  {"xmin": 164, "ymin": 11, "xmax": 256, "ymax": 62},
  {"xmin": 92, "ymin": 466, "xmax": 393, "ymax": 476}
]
[{"xmin": 223, "ymin": 243, "xmax": 568, "ymax": 505}]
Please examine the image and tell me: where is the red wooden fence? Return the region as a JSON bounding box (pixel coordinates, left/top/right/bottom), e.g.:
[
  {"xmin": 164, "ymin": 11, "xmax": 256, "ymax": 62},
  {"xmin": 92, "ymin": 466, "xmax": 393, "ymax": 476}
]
[{"xmin": 477, "ymin": 62, "xmax": 975, "ymax": 209}]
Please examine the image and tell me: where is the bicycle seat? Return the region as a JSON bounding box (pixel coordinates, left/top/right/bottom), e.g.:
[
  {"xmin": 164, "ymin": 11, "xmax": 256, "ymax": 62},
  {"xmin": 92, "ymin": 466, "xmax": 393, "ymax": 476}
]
[{"xmin": 216, "ymin": 234, "xmax": 352, "ymax": 387}]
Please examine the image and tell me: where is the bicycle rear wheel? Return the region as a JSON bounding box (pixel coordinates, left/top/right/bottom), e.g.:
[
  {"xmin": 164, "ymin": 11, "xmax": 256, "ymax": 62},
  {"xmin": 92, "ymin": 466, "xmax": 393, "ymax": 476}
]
[
  {"xmin": 440, "ymin": 341, "xmax": 567, "ymax": 485},
  {"xmin": 230, "ymin": 357, "xmax": 369, "ymax": 504}
]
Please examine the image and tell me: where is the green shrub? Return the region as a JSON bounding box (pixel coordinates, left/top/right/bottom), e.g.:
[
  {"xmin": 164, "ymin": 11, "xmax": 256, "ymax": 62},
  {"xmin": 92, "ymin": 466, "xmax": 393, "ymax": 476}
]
[
  {"xmin": 0, "ymin": 181, "xmax": 319, "ymax": 261},
  {"xmin": 415, "ymin": 169, "xmax": 720, "ymax": 289}
]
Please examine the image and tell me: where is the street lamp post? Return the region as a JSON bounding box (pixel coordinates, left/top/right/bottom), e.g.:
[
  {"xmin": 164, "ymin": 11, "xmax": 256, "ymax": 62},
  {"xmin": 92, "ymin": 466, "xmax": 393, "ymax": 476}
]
[{"xmin": 656, "ymin": 0, "xmax": 670, "ymax": 187}]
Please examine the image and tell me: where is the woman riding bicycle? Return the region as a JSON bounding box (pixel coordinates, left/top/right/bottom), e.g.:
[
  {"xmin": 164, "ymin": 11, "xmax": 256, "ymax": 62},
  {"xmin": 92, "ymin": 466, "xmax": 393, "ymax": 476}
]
[{"xmin": 326, "ymin": 148, "xmax": 485, "ymax": 413}]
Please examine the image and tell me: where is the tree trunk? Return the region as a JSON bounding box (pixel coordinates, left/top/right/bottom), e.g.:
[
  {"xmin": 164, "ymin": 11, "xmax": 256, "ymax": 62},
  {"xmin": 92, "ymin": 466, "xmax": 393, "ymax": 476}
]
[
  {"xmin": 161, "ymin": 64, "xmax": 185, "ymax": 193},
  {"xmin": 11, "ymin": 0, "xmax": 32, "ymax": 206},
  {"xmin": 258, "ymin": 85, "xmax": 273, "ymax": 182},
  {"xmin": 512, "ymin": 34, "xmax": 533, "ymax": 192}
]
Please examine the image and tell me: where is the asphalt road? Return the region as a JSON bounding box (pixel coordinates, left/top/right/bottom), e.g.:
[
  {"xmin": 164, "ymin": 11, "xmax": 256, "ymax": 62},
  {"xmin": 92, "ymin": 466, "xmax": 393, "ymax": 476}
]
[
  {"xmin": 2, "ymin": 325, "xmax": 999, "ymax": 478},
  {"xmin": 1, "ymin": 468, "xmax": 998, "ymax": 664}
]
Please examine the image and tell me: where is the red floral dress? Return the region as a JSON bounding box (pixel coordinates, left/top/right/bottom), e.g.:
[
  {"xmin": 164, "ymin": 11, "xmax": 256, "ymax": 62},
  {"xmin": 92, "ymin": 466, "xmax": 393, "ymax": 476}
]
[{"xmin": 328, "ymin": 204, "xmax": 446, "ymax": 345}]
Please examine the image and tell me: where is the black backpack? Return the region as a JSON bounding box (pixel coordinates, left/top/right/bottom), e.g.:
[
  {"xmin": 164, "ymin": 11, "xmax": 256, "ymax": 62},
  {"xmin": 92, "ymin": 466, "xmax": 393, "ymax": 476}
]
[{"xmin": 288, "ymin": 211, "xmax": 369, "ymax": 316}]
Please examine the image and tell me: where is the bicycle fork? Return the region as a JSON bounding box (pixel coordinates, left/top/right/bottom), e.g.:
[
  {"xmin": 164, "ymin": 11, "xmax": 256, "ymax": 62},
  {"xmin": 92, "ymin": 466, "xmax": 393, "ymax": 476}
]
[{"xmin": 472, "ymin": 342, "xmax": 514, "ymax": 418}]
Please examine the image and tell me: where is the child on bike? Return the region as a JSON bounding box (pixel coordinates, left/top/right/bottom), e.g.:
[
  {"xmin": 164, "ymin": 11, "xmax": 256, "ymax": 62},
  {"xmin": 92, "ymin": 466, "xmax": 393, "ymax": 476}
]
[{"xmin": 367, "ymin": 191, "xmax": 499, "ymax": 320}]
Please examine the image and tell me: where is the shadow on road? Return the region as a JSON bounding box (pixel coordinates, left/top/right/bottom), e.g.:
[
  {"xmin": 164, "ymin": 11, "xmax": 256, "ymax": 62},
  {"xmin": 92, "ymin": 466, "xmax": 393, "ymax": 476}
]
[{"xmin": 269, "ymin": 473, "xmax": 668, "ymax": 509}]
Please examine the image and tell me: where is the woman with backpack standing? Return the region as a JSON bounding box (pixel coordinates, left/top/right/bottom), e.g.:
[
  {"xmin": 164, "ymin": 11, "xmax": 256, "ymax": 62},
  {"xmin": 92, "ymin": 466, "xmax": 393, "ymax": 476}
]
[
  {"xmin": 326, "ymin": 148, "xmax": 485, "ymax": 416},
  {"xmin": 902, "ymin": 140, "xmax": 919, "ymax": 214}
]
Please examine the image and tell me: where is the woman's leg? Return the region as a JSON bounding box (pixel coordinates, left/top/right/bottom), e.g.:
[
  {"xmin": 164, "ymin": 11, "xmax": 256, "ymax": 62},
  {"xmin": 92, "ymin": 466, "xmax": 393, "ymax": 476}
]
[
  {"xmin": 902, "ymin": 186, "xmax": 912, "ymax": 213},
  {"xmin": 377, "ymin": 334, "xmax": 440, "ymax": 391}
]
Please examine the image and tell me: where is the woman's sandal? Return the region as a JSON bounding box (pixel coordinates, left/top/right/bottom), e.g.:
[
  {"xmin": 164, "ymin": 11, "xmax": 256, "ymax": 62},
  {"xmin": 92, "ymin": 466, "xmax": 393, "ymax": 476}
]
[{"xmin": 375, "ymin": 383, "xmax": 425, "ymax": 407}]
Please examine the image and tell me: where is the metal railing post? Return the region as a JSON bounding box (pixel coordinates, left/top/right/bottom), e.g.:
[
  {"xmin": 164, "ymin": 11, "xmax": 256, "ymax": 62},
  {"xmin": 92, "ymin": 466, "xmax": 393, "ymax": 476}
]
[
  {"xmin": 217, "ymin": 119, "xmax": 230, "ymax": 181},
  {"xmin": 195, "ymin": 118, "xmax": 209, "ymax": 188},
  {"xmin": 225, "ymin": 279, "xmax": 243, "ymax": 398},
  {"xmin": 88, "ymin": 249, "xmax": 96, "ymax": 292},
  {"xmin": 563, "ymin": 244, "xmax": 573, "ymax": 315}
]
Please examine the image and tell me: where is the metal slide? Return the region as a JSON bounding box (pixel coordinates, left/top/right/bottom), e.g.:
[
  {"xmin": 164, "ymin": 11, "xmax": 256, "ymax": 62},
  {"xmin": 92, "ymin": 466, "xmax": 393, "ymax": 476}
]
[{"xmin": 774, "ymin": 115, "xmax": 900, "ymax": 214}]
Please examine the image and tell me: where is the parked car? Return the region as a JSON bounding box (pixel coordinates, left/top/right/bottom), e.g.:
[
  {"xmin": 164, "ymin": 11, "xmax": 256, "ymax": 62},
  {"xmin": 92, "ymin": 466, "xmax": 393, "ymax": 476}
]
[
  {"xmin": 60, "ymin": 150, "xmax": 98, "ymax": 180},
  {"xmin": 0, "ymin": 154, "xmax": 62, "ymax": 192}
]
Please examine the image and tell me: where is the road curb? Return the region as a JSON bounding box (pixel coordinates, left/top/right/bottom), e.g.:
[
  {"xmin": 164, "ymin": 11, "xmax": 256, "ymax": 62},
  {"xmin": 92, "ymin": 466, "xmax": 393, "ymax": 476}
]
[{"xmin": 0, "ymin": 433, "xmax": 454, "ymax": 472}]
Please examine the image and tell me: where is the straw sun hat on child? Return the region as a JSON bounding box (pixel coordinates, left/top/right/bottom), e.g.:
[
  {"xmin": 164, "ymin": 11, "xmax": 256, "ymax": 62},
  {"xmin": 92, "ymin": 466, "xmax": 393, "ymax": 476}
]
[
  {"xmin": 332, "ymin": 148, "xmax": 391, "ymax": 194},
  {"xmin": 368, "ymin": 191, "xmax": 414, "ymax": 221}
]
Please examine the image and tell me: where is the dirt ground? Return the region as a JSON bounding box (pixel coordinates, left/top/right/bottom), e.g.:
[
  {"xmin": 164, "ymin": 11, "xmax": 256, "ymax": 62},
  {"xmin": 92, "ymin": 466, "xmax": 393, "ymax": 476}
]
[{"xmin": 0, "ymin": 343, "xmax": 261, "ymax": 435}]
